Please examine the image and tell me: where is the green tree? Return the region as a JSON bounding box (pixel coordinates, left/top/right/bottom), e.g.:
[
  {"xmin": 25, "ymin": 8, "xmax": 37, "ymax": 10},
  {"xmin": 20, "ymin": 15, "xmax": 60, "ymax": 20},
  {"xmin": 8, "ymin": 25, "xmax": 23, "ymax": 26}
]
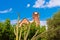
[
  {"xmin": 47, "ymin": 11, "xmax": 60, "ymax": 40},
  {"xmin": 0, "ymin": 19, "xmax": 15, "ymax": 40}
]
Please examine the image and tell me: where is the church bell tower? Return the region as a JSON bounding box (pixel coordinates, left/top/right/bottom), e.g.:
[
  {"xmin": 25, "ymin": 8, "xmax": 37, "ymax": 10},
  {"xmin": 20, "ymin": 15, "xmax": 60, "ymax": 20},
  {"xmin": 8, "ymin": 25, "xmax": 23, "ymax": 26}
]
[{"xmin": 33, "ymin": 12, "xmax": 40, "ymax": 26}]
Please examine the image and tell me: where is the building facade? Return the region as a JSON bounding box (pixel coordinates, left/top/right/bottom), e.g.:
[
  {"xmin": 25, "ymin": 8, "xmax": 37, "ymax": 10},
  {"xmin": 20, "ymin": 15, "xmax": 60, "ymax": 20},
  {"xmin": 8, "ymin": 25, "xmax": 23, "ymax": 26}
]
[{"xmin": 19, "ymin": 12, "xmax": 40, "ymax": 27}]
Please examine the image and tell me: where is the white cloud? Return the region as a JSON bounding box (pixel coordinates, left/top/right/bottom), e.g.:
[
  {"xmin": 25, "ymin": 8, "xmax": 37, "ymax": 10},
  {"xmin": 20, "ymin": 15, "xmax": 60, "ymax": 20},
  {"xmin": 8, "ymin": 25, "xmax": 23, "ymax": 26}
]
[
  {"xmin": 27, "ymin": 4, "xmax": 30, "ymax": 8},
  {"xmin": 46, "ymin": 0, "xmax": 60, "ymax": 8},
  {"xmin": 0, "ymin": 19, "xmax": 47, "ymax": 26},
  {"xmin": 40, "ymin": 21, "xmax": 47, "ymax": 26},
  {"xmin": 10, "ymin": 20, "xmax": 17, "ymax": 25},
  {"xmin": 11, "ymin": 20, "xmax": 47, "ymax": 30},
  {"xmin": 11, "ymin": 20, "xmax": 47, "ymax": 26},
  {"xmin": 40, "ymin": 21, "xmax": 48, "ymax": 30},
  {"xmin": 30, "ymin": 21, "xmax": 47, "ymax": 26},
  {"xmin": 33, "ymin": 0, "xmax": 45, "ymax": 8},
  {"xmin": 0, "ymin": 19, "xmax": 17, "ymax": 25},
  {"xmin": 33, "ymin": 0, "xmax": 60, "ymax": 8},
  {"xmin": 0, "ymin": 8, "xmax": 12, "ymax": 13}
]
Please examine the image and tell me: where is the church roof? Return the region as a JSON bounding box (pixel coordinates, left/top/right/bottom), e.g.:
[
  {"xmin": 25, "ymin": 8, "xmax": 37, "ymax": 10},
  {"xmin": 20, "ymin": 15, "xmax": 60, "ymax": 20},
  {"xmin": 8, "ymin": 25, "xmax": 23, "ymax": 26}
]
[{"xmin": 19, "ymin": 18, "xmax": 30, "ymax": 26}]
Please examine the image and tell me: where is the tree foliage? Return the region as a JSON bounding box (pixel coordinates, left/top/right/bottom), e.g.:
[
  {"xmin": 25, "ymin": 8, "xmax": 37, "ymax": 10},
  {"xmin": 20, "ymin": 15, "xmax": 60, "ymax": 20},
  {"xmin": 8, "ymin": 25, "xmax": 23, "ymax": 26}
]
[
  {"xmin": 0, "ymin": 19, "xmax": 46, "ymax": 40},
  {"xmin": 47, "ymin": 11, "xmax": 60, "ymax": 40},
  {"xmin": 0, "ymin": 19, "xmax": 15, "ymax": 40}
]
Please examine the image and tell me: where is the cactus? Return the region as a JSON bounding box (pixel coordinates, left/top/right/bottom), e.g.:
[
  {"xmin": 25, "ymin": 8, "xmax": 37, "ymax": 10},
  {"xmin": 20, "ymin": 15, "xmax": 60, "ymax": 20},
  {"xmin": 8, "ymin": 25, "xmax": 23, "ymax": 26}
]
[
  {"xmin": 14, "ymin": 13, "xmax": 41, "ymax": 40},
  {"xmin": 14, "ymin": 24, "xmax": 18, "ymax": 40},
  {"xmin": 14, "ymin": 13, "xmax": 20, "ymax": 40},
  {"xmin": 19, "ymin": 27, "xmax": 22, "ymax": 40},
  {"xmin": 24, "ymin": 24, "xmax": 30, "ymax": 40}
]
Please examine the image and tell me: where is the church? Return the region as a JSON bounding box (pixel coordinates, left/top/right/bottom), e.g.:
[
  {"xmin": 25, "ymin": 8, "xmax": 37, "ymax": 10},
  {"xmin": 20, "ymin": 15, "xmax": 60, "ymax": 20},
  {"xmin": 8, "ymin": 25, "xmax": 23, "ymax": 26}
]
[{"xmin": 19, "ymin": 12, "xmax": 40, "ymax": 27}]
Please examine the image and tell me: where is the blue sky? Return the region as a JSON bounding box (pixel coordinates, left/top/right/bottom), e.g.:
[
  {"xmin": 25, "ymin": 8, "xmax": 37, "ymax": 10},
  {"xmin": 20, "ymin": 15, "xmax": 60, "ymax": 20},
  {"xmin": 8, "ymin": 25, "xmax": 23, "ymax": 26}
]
[{"xmin": 0, "ymin": 0, "xmax": 60, "ymax": 25}]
